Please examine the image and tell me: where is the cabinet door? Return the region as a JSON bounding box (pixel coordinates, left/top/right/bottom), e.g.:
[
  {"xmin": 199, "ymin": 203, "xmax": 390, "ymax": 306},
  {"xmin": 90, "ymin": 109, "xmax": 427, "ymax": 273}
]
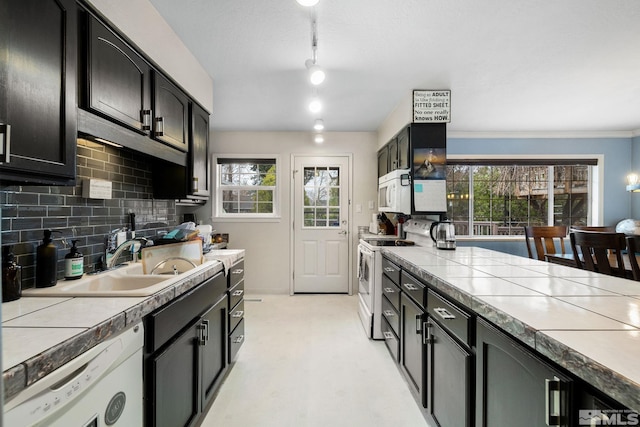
[
  {"xmin": 0, "ymin": 0, "xmax": 77, "ymax": 184},
  {"xmin": 189, "ymin": 103, "xmax": 210, "ymax": 197},
  {"xmin": 201, "ymin": 295, "xmax": 228, "ymax": 411},
  {"xmin": 428, "ymin": 320, "xmax": 472, "ymax": 426},
  {"xmin": 149, "ymin": 323, "xmax": 199, "ymax": 427},
  {"xmin": 397, "ymin": 127, "xmax": 410, "ymax": 169},
  {"xmin": 476, "ymin": 319, "xmax": 572, "ymax": 427},
  {"xmin": 86, "ymin": 15, "xmax": 152, "ymax": 133},
  {"xmin": 401, "ymin": 293, "xmax": 426, "ymax": 406},
  {"xmin": 388, "ymin": 137, "xmax": 399, "ymax": 171},
  {"xmin": 377, "ymin": 147, "xmax": 389, "ymax": 177},
  {"xmin": 153, "ymin": 71, "xmax": 189, "ymax": 151}
]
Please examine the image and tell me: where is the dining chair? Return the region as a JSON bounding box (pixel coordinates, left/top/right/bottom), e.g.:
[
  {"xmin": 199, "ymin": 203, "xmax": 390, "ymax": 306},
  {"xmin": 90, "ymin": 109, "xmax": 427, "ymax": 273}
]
[
  {"xmin": 625, "ymin": 235, "xmax": 640, "ymax": 281},
  {"xmin": 569, "ymin": 231, "xmax": 628, "ymax": 277},
  {"xmin": 523, "ymin": 226, "xmax": 568, "ymax": 261}
]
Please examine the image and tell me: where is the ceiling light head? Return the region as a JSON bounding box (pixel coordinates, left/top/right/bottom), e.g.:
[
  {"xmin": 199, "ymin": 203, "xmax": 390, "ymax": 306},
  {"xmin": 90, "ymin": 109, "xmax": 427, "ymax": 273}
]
[
  {"xmin": 305, "ymin": 59, "xmax": 325, "ymax": 85},
  {"xmin": 296, "ymin": 0, "xmax": 319, "ymax": 6},
  {"xmin": 314, "ymin": 134, "xmax": 324, "ymax": 144},
  {"xmin": 313, "ymin": 119, "xmax": 325, "ymax": 131},
  {"xmin": 308, "ymin": 98, "xmax": 322, "ymax": 113}
]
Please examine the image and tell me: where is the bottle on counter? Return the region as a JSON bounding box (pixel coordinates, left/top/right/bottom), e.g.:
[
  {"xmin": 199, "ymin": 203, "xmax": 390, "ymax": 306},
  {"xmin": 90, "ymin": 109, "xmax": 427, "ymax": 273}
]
[
  {"xmin": 2, "ymin": 246, "xmax": 22, "ymax": 302},
  {"xmin": 64, "ymin": 240, "xmax": 84, "ymax": 280},
  {"xmin": 36, "ymin": 229, "xmax": 59, "ymax": 288}
]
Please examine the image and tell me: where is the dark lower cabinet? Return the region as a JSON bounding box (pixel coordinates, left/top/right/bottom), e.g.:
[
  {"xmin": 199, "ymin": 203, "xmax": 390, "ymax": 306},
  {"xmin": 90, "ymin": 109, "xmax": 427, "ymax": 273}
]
[
  {"xmin": 0, "ymin": 0, "xmax": 77, "ymax": 185},
  {"xmin": 475, "ymin": 318, "xmax": 572, "ymax": 427},
  {"xmin": 145, "ymin": 272, "xmax": 228, "ymax": 427},
  {"xmin": 427, "ymin": 320, "xmax": 472, "ymax": 426},
  {"xmin": 401, "ymin": 293, "xmax": 426, "ymax": 406},
  {"xmin": 151, "ymin": 322, "xmax": 199, "ymax": 427}
]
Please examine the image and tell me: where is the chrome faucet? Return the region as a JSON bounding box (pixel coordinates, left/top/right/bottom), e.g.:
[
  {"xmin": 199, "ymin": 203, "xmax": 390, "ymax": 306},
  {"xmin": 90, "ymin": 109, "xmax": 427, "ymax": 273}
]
[{"xmin": 105, "ymin": 237, "xmax": 150, "ymax": 269}]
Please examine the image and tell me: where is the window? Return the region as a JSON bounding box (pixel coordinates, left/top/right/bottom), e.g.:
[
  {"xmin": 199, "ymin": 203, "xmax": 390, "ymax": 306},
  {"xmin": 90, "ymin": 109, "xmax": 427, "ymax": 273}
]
[
  {"xmin": 303, "ymin": 166, "xmax": 341, "ymax": 227},
  {"xmin": 446, "ymin": 159, "xmax": 597, "ymax": 236},
  {"xmin": 215, "ymin": 156, "xmax": 279, "ymax": 219}
]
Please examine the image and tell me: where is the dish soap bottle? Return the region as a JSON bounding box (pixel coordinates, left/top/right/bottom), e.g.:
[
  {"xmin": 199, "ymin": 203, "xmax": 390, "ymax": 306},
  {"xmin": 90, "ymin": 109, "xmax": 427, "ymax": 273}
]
[
  {"xmin": 36, "ymin": 229, "xmax": 58, "ymax": 288},
  {"xmin": 64, "ymin": 240, "xmax": 84, "ymax": 280},
  {"xmin": 2, "ymin": 246, "xmax": 22, "ymax": 302}
]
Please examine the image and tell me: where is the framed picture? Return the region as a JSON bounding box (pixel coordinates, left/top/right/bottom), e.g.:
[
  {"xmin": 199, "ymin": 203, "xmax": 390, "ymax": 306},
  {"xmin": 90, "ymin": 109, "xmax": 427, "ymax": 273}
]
[{"xmin": 413, "ymin": 90, "xmax": 451, "ymax": 123}]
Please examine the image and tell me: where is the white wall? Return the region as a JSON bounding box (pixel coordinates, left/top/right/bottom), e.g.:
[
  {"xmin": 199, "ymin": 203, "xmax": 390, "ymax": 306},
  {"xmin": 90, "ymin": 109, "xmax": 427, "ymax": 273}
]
[
  {"xmin": 86, "ymin": 0, "xmax": 214, "ymax": 113},
  {"xmin": 188, "ymin": 131, "xmax": 378, "ymax": 294},
  {"xmin": 377, "ymin": 92, "xmax": 413, "ymax": 148}
]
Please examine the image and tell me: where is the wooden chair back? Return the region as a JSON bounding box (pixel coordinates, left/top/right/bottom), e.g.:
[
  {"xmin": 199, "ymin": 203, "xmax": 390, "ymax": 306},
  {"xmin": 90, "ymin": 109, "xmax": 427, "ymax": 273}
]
[
  {"xmin": 523, "ymin": 226, "xmax": 568, "ymax": 261},
  {"xmin": 569, "ymin": 231, "xmax": 627, "ymax": 277},
  {"xmin": 625, "ymin": 235, "xmax": 640, "ymax": 281}
]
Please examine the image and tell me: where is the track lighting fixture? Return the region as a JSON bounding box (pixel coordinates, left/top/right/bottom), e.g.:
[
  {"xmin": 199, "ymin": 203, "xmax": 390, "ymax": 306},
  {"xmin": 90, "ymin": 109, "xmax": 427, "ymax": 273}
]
[
  {"xmin": 314, "ymin": 134, "xmax": 324, "ymax": 143},
  {"xmin": 305, "ymin": 59, "xmax": 325, "ymax": 86},
  {"xmin": 313, "ymin": 119, "xmax": 325, "ymax": 131},
  {"xmin": 296, "ymin": 0, "xmax": 319, "ymax": 6}
]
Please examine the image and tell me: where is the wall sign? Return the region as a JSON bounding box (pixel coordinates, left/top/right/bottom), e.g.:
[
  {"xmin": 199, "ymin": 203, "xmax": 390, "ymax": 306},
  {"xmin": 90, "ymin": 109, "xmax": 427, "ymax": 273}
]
[{"xmin": 413, "ymin": 90, "xmax": 451, "ymax": 123}]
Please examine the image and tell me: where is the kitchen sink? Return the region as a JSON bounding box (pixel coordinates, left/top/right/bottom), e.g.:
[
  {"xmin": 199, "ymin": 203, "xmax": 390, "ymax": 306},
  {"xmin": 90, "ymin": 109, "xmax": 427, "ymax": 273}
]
[{"xmin": 22, "ymin": 260, "xmax": 221, "ymax": 297}]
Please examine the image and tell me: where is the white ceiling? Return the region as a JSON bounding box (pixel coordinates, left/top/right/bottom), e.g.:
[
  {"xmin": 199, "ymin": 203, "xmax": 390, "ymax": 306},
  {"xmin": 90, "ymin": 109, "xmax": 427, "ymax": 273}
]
[{"xmin": 147, "ymin": 0, "xmax": 640, "ymax": 134}]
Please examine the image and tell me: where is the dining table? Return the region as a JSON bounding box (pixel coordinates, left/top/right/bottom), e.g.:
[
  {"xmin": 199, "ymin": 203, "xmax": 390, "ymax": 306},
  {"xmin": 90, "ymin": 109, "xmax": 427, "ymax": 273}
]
[{"xmin": 545, "ymin": 252, "xmax": 638, "ymax": 277}]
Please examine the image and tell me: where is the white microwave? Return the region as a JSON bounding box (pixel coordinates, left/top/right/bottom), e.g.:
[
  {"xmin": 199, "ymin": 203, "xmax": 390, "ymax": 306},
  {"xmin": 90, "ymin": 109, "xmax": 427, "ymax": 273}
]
[{"xmin": 378, "ymin": 169, "xmax": 412, "ymax": 214}]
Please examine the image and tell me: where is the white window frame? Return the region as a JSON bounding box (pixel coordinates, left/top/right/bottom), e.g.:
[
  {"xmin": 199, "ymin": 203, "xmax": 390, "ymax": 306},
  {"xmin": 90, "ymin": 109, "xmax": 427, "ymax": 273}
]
[
  {"xmin": 212, "ymin": 154, "xmax": 281, "ymax": 222},
  {"xmin": 446, "ymin": 154, "xmax": 603, "ymax": 237}
]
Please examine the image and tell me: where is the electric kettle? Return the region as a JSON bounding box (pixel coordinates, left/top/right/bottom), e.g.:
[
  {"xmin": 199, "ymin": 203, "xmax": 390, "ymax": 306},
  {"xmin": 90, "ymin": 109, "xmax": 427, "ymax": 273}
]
[{"xmin": 430, "ymin": 219, "xmax": 456, "ymax": 250}]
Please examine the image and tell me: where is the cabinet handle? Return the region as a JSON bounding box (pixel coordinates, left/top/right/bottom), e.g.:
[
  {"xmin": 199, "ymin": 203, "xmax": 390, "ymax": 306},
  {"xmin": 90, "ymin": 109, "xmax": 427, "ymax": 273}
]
[
  {"xmin": 383, "ymin": 287, "xmax": 394, "ymax": 293},
  {"xmin": 232, "ymin": 290, "xmax": 244, "ymax": 297},
  {"xmin": 545, "ymin": 377, "xmax": 562, "ymax": 426},
  {"xmin": 0, "ymin": 124, "xmax": 11, "ymax": 163},
  {"xmin": 423, "ymin": 321, "xmax": 434, "ymax": 344},
  {"xmin": 154, "ymin": 117, "xmax": 164, "ymax": 136},
  {"xmin": 415, "ymin": 314, "xmax": 422, "ymax": 334},
  {"xmin": 232, "ymin": 269, "xmax": 244, "ymax": 275},
  {"xmin": 192, "ymin": 177, "xmax": 199, "ymax": 192},
  {"xmin": 433, "ymin": 307, "xmax": 455, "ymax": 320},
  {"xmin": 383, "ymin": 267, "xmax": 395, "ymax": 273},
  {"xmin": 383, "ymin": 331, "xmax": 394, "ymax": 340},
  {"xmin": 383, "ymin": 309, "xmax": 395, "ymax": 318},
  {"xmin": 141, "ymin": 110, "xmax": 152, "ymax": 131},
  {"xmin": 197, "ymin": 321, "xmax": 208, "ymax": 346},
  {"xmin": 403, "ymin": 283, "xmax": 418, "ymax": 291},
  {"xmin": 233, "ymin": 334, "xmax": 244, "ymax": 344},
  {"xmin": 232, "ymin": 310, "xmax": 244, "ymax": 318}
]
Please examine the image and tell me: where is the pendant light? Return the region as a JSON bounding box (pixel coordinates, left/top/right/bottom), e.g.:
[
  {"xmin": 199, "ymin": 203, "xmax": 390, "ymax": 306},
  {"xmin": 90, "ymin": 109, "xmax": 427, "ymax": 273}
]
[{"xmin": 313, "ymin": 119, "xmax": 325, "ymax": 131}]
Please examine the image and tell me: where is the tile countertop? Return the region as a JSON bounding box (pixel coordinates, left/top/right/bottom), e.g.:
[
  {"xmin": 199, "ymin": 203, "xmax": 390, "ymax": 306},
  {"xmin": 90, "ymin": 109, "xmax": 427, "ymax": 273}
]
[
  {"xmin": 381, "ymin": 245, "xmax": 640, "ymax": 412},
  {"xmin": 2, "ymin": 249, "xmax": 245, "ymax": 401}
]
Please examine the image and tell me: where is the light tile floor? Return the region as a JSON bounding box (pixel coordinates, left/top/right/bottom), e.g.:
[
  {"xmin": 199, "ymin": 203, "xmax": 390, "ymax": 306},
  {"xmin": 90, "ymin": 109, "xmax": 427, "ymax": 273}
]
[{"xmin": 200, "ymin": 294, "xmax": 430, "ymax": 427}]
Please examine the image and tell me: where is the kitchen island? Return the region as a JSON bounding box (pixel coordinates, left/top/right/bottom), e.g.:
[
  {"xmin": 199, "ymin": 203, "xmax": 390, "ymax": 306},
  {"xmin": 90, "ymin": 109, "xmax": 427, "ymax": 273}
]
[
  {"xmin": 380, "ymin": 244, "xmax": 640, "ymax": 416},
  {"xmin": 2, "ymin": 250, "xmax": 244, "ymax": 402}
]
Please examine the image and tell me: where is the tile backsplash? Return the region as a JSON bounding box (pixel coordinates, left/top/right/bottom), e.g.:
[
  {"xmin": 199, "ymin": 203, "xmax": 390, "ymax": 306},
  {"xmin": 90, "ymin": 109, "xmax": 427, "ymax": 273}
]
[{"xmin": 1, "ymin": 139, "xmax": 179, "ymax": 289}]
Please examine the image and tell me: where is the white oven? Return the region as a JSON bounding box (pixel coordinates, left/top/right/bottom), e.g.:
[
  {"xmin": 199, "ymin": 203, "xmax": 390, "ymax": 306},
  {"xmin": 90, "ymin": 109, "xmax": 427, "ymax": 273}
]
[
  {"xmin": 357, "ymin": 239, "xmax": 388, "ymax": 340},
  {"xmin": 378, "ymin": 169, "xmax": 412, "ymax": 214}
]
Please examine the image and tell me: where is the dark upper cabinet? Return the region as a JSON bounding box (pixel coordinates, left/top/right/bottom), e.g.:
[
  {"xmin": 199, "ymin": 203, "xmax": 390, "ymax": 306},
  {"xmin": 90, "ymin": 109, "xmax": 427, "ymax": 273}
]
[
  {"xmin": 0, "ymin": 0, "xmax": 77, "ymax": 185},
  {"xmin": 377, "ymin": 128, "xmax": 412, "ymax": 178},
  {"xmin": 190, "ymin": 103, "xmax": 210, "ymax": 198},
  {"xmin": 152, "ymin": 71, "xmax": 189, "ymax": 152},
  {"xmin": 84, "ymin": 14, "xmax": 152, "ymax": 134},
  {"xmin": 396, "ymin": 127, "xmax": 410, "ymax": 169}
]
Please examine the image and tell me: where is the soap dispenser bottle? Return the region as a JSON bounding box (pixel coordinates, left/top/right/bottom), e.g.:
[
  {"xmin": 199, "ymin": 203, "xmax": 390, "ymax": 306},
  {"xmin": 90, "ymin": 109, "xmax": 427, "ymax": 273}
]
[
  {"xmin": 2, "ymin": 246, "xmax": 22, "ymax": 302},
  {"xmin": 36, "ymin": 229, "xmax": 58, "ymax": 288},
  {"xmin": 64, "ymin": 240, "xmax": 84, "ymax": 280}
]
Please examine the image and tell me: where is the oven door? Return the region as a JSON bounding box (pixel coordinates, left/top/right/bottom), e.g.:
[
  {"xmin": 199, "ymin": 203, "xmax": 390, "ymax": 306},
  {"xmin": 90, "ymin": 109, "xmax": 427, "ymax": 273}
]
[{"xmin": 357, "ymin": 244, "xmax": 374, "ymax": 308}]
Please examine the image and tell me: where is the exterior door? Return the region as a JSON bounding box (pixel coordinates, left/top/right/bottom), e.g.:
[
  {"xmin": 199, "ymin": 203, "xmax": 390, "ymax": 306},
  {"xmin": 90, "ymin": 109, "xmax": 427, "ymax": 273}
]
[{"xmin": 293, "ymin": 155, "xmax": 350, "ymax": 293}]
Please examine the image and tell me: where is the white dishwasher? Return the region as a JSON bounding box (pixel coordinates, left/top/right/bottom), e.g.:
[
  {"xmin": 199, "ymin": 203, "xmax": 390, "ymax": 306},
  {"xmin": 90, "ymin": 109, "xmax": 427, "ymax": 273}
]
[{"xmin": 5, "ymin": 322, "xmax": 144, "ymax": 427}]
